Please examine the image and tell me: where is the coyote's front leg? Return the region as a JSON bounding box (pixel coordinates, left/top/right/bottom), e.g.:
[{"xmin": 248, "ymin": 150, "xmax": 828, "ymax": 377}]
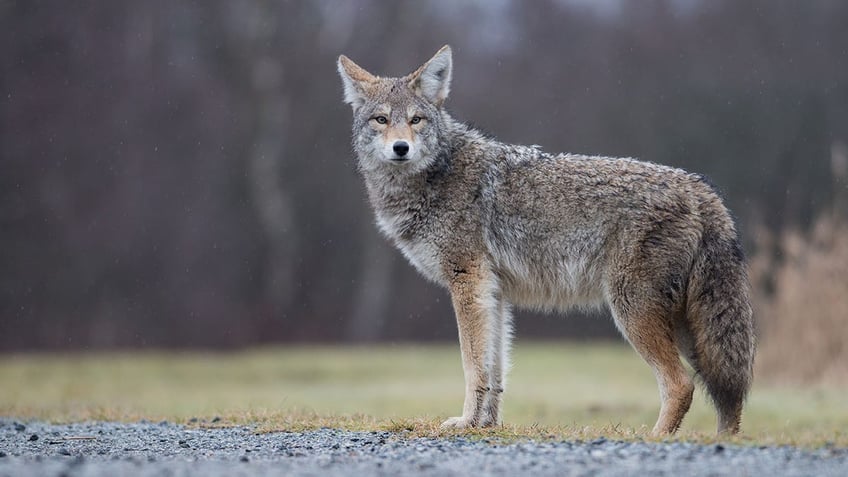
[{"xmin": 440, "ymin": 263, "xmax": 501, "ymax": 429}]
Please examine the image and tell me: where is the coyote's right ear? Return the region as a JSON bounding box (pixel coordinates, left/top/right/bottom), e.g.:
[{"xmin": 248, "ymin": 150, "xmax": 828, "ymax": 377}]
[{"xmin": 337, "ymin": 55, "xmax": 376, "ymax": 112}]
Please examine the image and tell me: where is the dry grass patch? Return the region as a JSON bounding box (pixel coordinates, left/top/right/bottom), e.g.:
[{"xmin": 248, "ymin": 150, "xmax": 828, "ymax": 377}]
[
  {"xmin": 751, "ymin": 214, "xmax": 848, "ymax": 385},
  {"xmin": 0, "ymin": 343, "xmax": 845, "ymax": 448}
]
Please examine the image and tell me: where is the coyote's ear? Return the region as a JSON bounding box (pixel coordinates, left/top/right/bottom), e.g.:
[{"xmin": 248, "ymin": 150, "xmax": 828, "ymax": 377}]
[
  {"xmin": 337, "ymin": 55, "xmax": 377, "ymax": 112},
  {"xmin": 408, "ymin": 45, "xmax": 452, "ymax": 107}
]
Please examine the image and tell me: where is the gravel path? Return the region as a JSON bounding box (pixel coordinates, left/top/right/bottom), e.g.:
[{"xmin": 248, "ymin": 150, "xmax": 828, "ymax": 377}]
[{"xmin": 1, "ymin": 419, "xmax": 845, "ymax": 476}]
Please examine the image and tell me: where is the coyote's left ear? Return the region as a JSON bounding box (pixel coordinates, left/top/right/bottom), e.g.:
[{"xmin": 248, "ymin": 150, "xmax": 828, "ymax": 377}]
[
  {"xmin": 408, "ymin": 45, "xmax": 452, "ymax": 107},
  {"xmin": 338, "ymin": 55, "xmax": 377, "ymax": 112}
]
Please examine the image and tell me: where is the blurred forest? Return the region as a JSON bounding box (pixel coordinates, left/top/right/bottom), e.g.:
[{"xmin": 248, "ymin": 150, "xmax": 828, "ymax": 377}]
[{"xmin": 2, "ymin": 0, "xmax": 847, "ymax": 355}]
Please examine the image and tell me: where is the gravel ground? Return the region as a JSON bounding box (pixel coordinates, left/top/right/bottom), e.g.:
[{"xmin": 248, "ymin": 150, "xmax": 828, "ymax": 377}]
[{"xmin": 0, "ymin": 419, "xmax": 846, "ymax": 477}]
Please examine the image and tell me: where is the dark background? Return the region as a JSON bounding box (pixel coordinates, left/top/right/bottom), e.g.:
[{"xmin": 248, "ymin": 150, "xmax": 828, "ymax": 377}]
[{"xmin": 2, "ymin": 0, "xmax": 847, "ymax": 351}]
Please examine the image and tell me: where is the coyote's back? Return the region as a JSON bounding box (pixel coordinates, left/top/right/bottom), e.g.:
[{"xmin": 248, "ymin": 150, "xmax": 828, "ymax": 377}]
[{"xmin": 337, "ymin": 45, "xmax": 755, "ymax": 435}]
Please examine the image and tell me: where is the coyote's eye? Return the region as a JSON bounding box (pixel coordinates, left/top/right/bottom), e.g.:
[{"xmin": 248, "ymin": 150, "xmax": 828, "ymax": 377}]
[
  {"xmin": 373, "ymin": 116, "xmax": 388, "ymax": 125},
  {"xmin": 410, "ymin": 116, "xmax": 423, "ymax": 125}
]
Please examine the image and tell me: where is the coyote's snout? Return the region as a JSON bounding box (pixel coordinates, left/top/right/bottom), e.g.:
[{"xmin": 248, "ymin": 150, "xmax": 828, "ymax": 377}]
[{"xmin": 337, "ymin": 45, "xmax": 755, "ymax": 435}]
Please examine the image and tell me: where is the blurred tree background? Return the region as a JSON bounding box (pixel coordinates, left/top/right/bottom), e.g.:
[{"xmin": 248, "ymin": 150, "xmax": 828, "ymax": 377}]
[{"xmin": 1, "ymin": 0, "xmax": 847, "ymax": 357}]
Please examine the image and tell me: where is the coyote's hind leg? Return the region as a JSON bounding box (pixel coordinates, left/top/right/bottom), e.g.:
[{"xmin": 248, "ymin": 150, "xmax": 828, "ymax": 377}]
[{"xmin": 610, "ymin": 298, "xmax": 694, "ymax": 435}]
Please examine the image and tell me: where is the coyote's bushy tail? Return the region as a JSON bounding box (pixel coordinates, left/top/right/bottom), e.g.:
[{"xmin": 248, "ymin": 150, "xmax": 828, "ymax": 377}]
[{"xmin": 686, "ymin": 208, "xmax": 756, "ymax": 434}]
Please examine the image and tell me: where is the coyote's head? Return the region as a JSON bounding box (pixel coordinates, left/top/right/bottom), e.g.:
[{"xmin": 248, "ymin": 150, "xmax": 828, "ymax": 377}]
[{"xmin": 337, "ymin": 46, "xmax": 452, "ymax": 174}]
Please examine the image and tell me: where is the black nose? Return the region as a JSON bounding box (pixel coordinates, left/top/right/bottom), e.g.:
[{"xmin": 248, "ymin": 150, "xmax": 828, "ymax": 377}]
[{"xmin": 393, "ymin": 141, "xmax": 409, "ymax": 157}]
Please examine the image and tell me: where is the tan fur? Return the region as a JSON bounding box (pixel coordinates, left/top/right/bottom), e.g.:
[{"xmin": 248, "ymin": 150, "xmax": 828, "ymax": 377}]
[
  {"xmin": 383, "ymin": 124, "xmax": 413, "ymax": 144},
  {"xmin": 442, "ymin": 260, "xmax": 494, "ymax": 428},
  {"xmin": 338, "ymin": 55, "xmax": 376, "ymax": 84},
  {"xmin": 618, "ymin": 308, "xmax": 695, "ymax": 434},
  {"xmin": 338, "ymin": 46, "xmax": 755, "ymax": 436}
]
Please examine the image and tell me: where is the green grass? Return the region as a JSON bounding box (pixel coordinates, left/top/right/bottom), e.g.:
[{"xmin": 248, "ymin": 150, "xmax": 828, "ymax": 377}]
[{"xmin": 0, "ymin": 342, "xmax": 845, "ymax": 447}]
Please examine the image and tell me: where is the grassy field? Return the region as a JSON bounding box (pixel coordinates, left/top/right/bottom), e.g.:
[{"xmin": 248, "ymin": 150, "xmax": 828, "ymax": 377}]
[{"xmin": 0, "ymin": 342, "xmax": 845, "ymax": 447}]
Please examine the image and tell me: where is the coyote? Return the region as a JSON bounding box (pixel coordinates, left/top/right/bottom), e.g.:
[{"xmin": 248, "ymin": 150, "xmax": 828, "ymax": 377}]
[{"xmin": 337, "ymin": 46, "xmax": 755, "ymax": 435}]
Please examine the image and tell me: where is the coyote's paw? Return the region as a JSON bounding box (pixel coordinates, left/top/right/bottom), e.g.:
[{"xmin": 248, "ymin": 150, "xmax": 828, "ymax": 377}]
[{"xmin": 440, "ymin": 416, "xmax": 473, "ymax": 429}]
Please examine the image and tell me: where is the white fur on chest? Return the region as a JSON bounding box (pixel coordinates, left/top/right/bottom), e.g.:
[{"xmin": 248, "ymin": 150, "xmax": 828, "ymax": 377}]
[
  {"xmin": 374, "ymin": 211, "xmax": 402, "ymax": 239},
  {"xmin": 397, "ymin": 237, "xmax": 445, "ymax": 284},
  {"xmin": 375, "ymin": 211, "xmax": 446, "ymax": 284}
]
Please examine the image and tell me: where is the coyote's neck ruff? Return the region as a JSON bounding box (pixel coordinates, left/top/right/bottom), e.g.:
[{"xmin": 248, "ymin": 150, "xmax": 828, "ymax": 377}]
[
  {"xmin": 359, "ymin": 115, "xmax": 493, "ymax": 284},
  {"xmin": 338, "ymin": 46, "xmax": 755, "ymax": 436}
]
